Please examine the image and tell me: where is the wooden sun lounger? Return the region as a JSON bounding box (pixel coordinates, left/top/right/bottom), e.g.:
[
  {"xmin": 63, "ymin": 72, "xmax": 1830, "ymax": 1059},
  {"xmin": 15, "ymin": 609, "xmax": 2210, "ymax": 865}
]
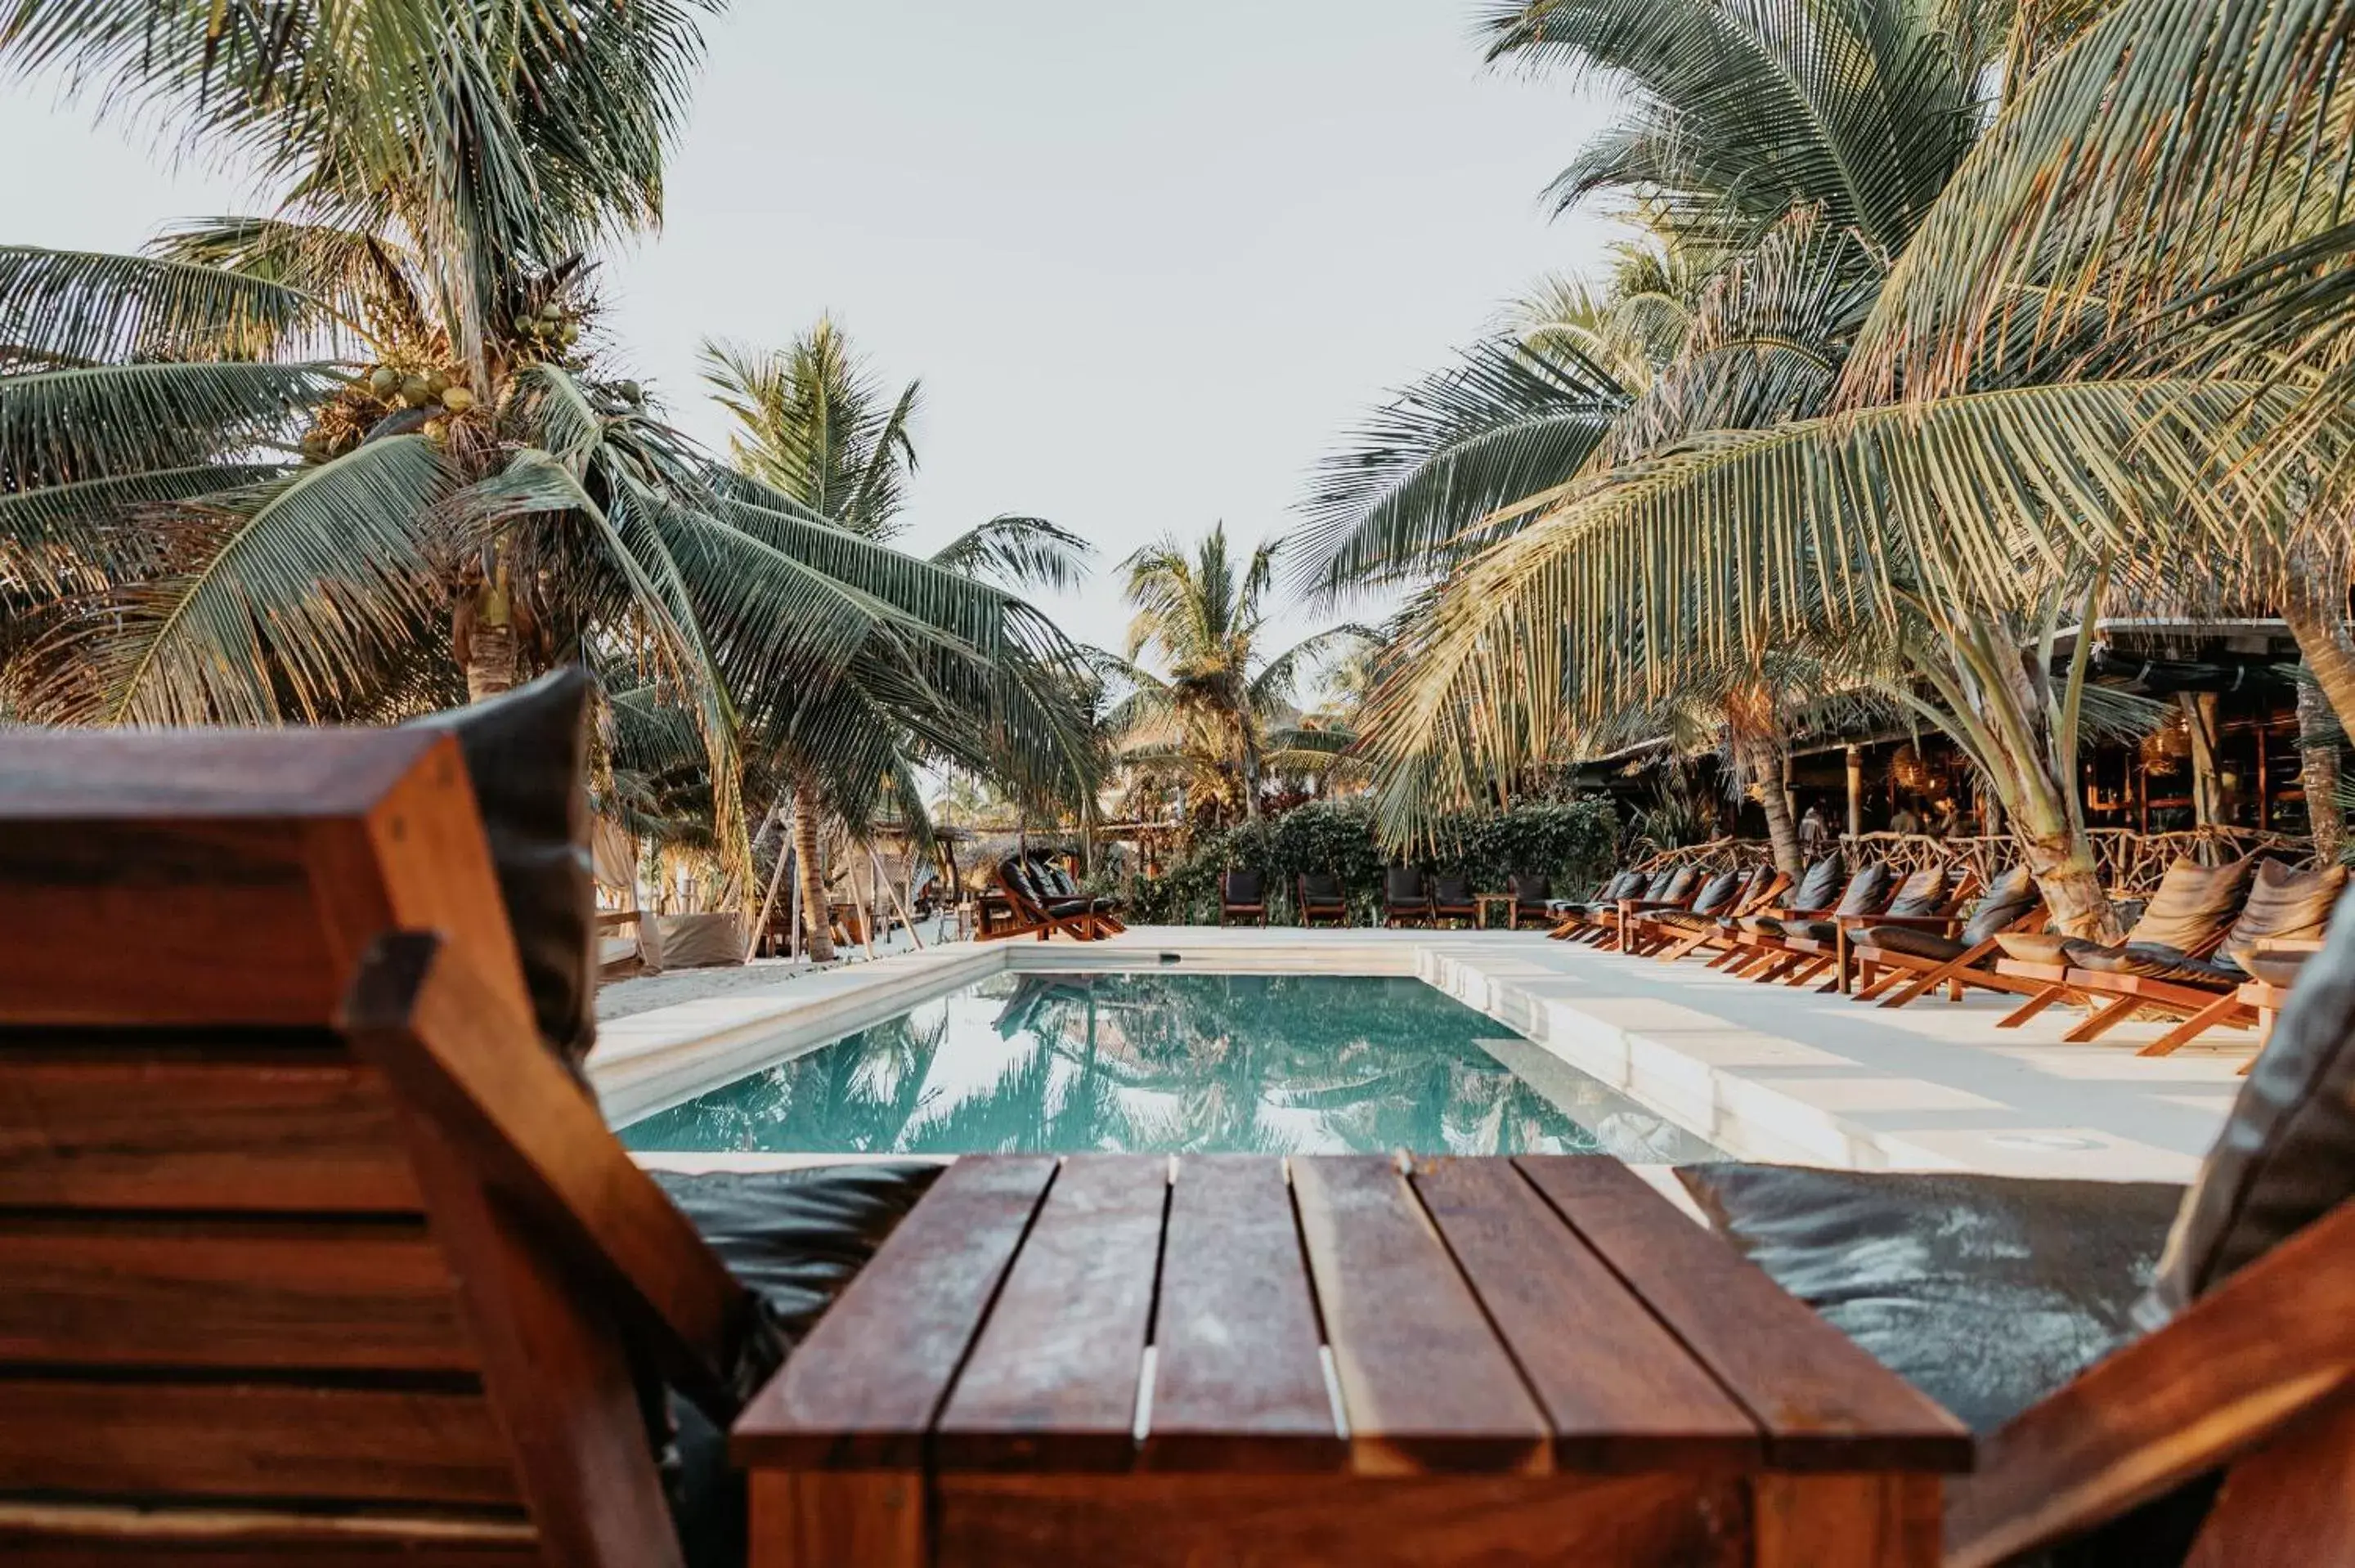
[
  {"xmin": 980, "ymin": 858, "xmax": 1115, "ymax": 943},
  {"xmin": 1644, "ymin": 869, "xmax": 1792, "ymax": 964},
  {"xmin": 1617, "ymin": 865, "xmax": 1761, "ymax": 956},
  {"xmin": 0, "ymin": 728, "xmax": 756, "ymax": 1568},
  {"xmin": 1945, "ymin": 1195, "xmax": 2355, "ymax": 1568}
]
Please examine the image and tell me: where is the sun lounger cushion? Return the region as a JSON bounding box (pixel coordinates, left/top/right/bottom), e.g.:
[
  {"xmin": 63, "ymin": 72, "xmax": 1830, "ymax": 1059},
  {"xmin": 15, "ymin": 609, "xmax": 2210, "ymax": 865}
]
[
  {"xmin": 653, "ymin": 1162, "xmax": 945, "ymax": 1568},
  {"xmin": 1958, "ymin": 865, "xmax": 2039, "ymax": 946},
  {"xmin": 2219, "ymin": 859, "xmax": 2346, "ymax": 970},
  {"xmin": 1674, "ymin": 1163, "xmax": 2185, "ymax": 1433},
  {"xmin": 1882, "ymin": 865, "xmax": 1949, "ymax": 920},
  {"xmin": 1995, "ymin": 930, "xmax": 2073, "ymax": 965},
  {"xmin": 2140, "ymin": 894, "xmax": 2355, "ymax": 1328},
  {"xmin": 2241, "ymin": 950, "xmax": 2312, "ymax": 988},
  {"xmin": 1788, "ymin": 855, "xmax": 1844, "ymax": 911},
  {"xmin": 1777, "ymin": 862, "xmax": 1893, "ymax": 942},
  {"xmin": 413, "ymin": 667, "xmax": 600, "ymax": 1076},
  {"xmin": 1855, "ymin": 924, "xmax": 1968, "ymax": 962},
  {"xmin": 1686, "ymin": 869, "xmax": 1743, "ymax": 916}
]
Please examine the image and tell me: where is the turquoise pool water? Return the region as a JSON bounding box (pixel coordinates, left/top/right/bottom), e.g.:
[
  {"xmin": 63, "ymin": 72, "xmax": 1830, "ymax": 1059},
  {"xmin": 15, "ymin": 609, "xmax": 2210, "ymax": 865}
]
[{"xmin": 620, "ymin": 970, "xmax": 1723, "ymax": 1160}]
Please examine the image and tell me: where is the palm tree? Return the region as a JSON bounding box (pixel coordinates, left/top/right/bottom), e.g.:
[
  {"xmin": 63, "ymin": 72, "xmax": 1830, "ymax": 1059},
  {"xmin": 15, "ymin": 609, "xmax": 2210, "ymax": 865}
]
[
  {"xmin": 1319, "ymin": 0, "xmax": 2355, "ymax": 934},
  {"xmin": 698, "ymin": 319, "xmax": 1097, "ymax": 956},
  {"xmin": 2, "ymin": 4, "xmax": 1094, "ymax": 908},
  {"xmin": 1115, "ymin": 525, "xmax": 1364, "ymax": 823}
]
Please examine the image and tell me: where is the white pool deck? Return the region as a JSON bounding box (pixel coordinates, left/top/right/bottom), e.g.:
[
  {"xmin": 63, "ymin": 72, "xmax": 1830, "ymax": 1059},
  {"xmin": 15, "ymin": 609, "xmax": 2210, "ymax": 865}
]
[{"xmin": 594, "ymin": 925, "xmax": 2249, "ymax": 1184}]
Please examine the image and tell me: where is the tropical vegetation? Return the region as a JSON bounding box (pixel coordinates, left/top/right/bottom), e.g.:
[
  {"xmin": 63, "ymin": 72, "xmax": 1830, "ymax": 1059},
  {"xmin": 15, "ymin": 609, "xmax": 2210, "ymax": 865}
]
[
  {"xmin": 1306, "ymin": 0, "xmax": 2355, "ymax": 939},
  {"xmin": 0, "ymin": 1, "xmax": 1098, "ymax": 914}
]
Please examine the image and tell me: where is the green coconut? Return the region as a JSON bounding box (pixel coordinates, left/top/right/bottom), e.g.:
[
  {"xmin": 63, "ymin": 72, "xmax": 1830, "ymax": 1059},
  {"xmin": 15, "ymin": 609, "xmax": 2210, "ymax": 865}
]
[
  {"xmin": 400, "ymin": 374, "xmax": 431, "ymax": 405},
  {"xmin": 440, "ymin": 385, "xmax": 476, "ymax": 414},
  {"xmin": 541, "ymin": 300, "xmax": 565, "ymax": 321},
  {"xmin": 618, "ymin": 379, "xmax": 644, "ymax": 403},
  {"xmin": 514, "ymin": 313, "xmax": 537, "ymax": 335},
  {"xmin": 368, "ymin": 365, "xmax": 400, "ymax": 395},
  {"xmin": 424, "ymin": 370, "xmax": 451, "ymax": 395},
  {"xmin": 558, "ymin": 322, "xmax": 581, "ymax": 346}
]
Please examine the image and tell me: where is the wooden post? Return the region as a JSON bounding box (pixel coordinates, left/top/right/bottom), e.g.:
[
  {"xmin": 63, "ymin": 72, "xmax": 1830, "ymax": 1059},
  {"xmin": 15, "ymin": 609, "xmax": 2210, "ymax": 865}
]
[
  {"xmin": 873, "ymin": 844, "xmax": 924, "ymax": 951},
  {"xmin": 1846, "ymin": 747, "xmax": 1864, "ymax": 840},
  {"xmin": 747, "ymin": 800, "xmax": 794, "ymax": 963}
]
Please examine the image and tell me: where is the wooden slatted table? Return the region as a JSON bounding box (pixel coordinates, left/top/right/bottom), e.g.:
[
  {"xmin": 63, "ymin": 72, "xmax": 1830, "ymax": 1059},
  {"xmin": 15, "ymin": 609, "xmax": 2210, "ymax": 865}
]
[{"xmin": 733, "ymin": 1154, "xmax": 1971, "ymax": 1567}]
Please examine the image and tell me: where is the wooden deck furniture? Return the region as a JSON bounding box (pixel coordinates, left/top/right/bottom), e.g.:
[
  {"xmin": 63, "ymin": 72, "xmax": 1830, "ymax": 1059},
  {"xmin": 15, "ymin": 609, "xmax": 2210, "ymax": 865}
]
[
  {"xmin": 1597, "ymin": 864, "xmax": 1705, "ymax": 950},
  {"xmin": 0, "ymin": 727, "xmax": 760, "ymax": 1568},
  {"xmin": 1648, "ymin": 867, "xmax": 1792, "ymax": 963},
  {"xmin": 1945, "ymin": 1194, "xmax": 2355, "ymax": 1567},
  {"xmin": 1036, "ymin": 859, "xmax": 1126, "ymax": 933},
  {"xmin": 1218, "ymin": 868, "xmax": 1267, "ymax": 925},
  {"xmin": 1992, "ymin": 856, "xmax": 2254, "ymax": 1033},
  {"xmin": 1502, "ymin": 871, "xmax": 1553, "ymax": 929},
  {"xmin": 980, "ymin": 857, "xmax": 1115, "ymax": 943},
  {"xmin": 2042, "ymin": 864, "xmax": 2348, "ymax": 1056},
  {"xmin": 1617, "ymin": 864, "xmax": 1761, "ymax": 956},
  {"xmin": 1297, "ymin": 870, "xmax": 1350, "ymax": 927},
  {"xmin": 1429, "ymin": 871, "xmax": 1478, "ymax": 927},
  {"xmin": 1847, "ymin": 867, "xmax": 2045, "ymax": 1010},
  {"xmin": 1382, "ymin": 865, "xmax": 1433, "ymax": 927},
  {"xmin": 733, "ymin": 1153, "xmax": 1970, "ymax": 1567},
  {"xmin": 1725, "ymin": 860, "xmax": 1891, "ymax": 984},
  {"xmin": 1545, "ymin": 868, "xmax": 1652, "ymax": 940},
  {"xmin": 1807, "ymin": 867, "xmax": 1967, "ymax": 995}
]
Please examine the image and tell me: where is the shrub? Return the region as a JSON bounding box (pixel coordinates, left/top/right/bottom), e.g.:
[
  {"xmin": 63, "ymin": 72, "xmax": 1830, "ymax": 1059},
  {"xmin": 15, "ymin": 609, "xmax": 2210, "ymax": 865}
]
[{"xmin": 1123, "ymin": 798, "xmax": 1619, "ymax": 925}]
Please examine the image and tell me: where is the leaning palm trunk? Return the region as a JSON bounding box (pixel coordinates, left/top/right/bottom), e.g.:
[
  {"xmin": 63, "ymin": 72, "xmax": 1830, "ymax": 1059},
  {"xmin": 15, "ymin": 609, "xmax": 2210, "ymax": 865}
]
[
  {"xmin": 2281, "ymin": 562, "xmax": 2355, "ymax": 742},
  {"xmin": 1736, "ymin": 735, "xmax": 1803, "ymax": 876},
  {"xmin": 791, "ymin": 782, "xmax": 836, "ymax": 963},
  {"xmin": 2299, "ymin": 675, "xmax": 2346, "ymax": 863}
]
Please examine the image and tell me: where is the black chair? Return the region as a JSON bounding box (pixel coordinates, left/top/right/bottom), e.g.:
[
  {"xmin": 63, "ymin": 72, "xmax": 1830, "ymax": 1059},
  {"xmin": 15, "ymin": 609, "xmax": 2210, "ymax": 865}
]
[
  {"xmin": 1220, "ymin": 868, "xmax": 1267, "ymax": 925},
  {"xmin": 1297, "ymin": 871, "xmax": 1348, "ymax": 926},
  {"xmin": 1430, "ymin": 871, "xmax": 1477, "ymax": 927},
  {"xmin": 1383, "ymin": 866, "xmax": 1432, "ymax": 927},
  {"xmin": 1505, "ymin": 871, "xmax": 1551, "ymax": 930}
]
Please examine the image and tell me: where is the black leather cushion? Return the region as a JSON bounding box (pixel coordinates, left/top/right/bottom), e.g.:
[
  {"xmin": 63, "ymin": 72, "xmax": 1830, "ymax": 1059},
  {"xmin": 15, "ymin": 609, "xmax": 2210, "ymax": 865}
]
[
  {"xmin": 653, "ymin": 1163, "xmax": 944, "ymax": 1568},
  {"xmin": 1882, "ymin": 866, "xmax": 1949, "ymax": 920},
  {"xmin": 1656, "ymin": 865, "xmax": 1702, "ymax": 903},
  {"xmin": 1385, "ymin": 866, "xmax": 1426, "ymax": 903},
  {"xmin": 1856, "ymin": 925, "xmax": 1966, "ymax": 962},
  {"xmin": 1781, "ymin": 918, "xmax": 1837, "ymax": 943},
  {"xmin": 1958, "ymin": 866, "xmax": 2040, "ymax": 947},
  {"xmin": 1223, "ymin": 869, "xmax": 1265, "ymax": 904},
  {"xmin": 1832, "ymin": 861, "xmax": 1892, "ymax": 918},
  {"xmin": 412, "ymin": 668, "xmax": 598, "ymax": 1077},
  {"xmin": 2141, "ymin": 891, "xmax": 2355, "ymax": 1327},
  {"xmin": 1432, "ymin": 873, "xmax": 1475, "ymax": 906},
  {"xmin": 1688, "ymin": 869, "xmax": 1743, "ymax": 916},
  {"xmin": 1788, "ymin": 855, "xmax": 1843, "ymax": 911},
  {"xmin": 1675, "ymin": 1163, "xmax": 2184, "ymax": 1434},
  {"xmin": 1508, "ymin": 871, "xmax": 1551, "ymax": 906},
  {"xmin": 1300, "ymin": 872, "xmax": 1344, "ymax": 905},
  {"xmin": 2070, "ymin": 942, "xmax": 2233, "ymax": 983}
]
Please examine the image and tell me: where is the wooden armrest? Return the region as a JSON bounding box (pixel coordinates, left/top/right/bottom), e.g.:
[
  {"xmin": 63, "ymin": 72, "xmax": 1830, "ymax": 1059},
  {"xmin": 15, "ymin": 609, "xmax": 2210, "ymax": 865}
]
[
  {"xmin": 595, "ymin": 908, "xmax": 639, "ymax": 930},
  {"xmin": 341, "ymin": 930, "xmax": 756, "ymax": 1416},
  {"xmin": 1946, "ymin": 1198, "xmax": 2355, "ymax": 1568}
]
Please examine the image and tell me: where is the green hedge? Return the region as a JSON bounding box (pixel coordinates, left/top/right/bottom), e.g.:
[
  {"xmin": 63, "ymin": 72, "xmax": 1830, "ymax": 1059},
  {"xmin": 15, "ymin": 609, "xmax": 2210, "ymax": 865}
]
[{"xmin": 1123, "ymin": 798, "xmax": 1619, "ymax": 925}]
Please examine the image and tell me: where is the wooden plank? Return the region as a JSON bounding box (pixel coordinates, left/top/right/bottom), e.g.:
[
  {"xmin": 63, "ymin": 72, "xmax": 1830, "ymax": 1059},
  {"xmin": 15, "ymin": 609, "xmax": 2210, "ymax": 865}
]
[
  {"xmin": 1290, "ymin": 1155, "xmax": 1548, "ymax": 1476},
  {"xmin": 2183, "ymin": 1392, "xmax": 2355, "ymax": 1568},
  {"xmin": 0, "ymin": 1052, "xmax": 419, "ymax": 1211},
  {"xmin": 1946, "ymin": 1198, "xmax": 2355, "ymax": 1568},
  {"xmin": 0, "ymin": 1379, "xmax": 520, "ymax": 1505},
  {"xmin": 1410, "ymin": 1158, "xmax": 1761, "ymax": 1472},
  {"xmin": 0, "ymin": 1504, "xmax": 536, "ymax": 1566},
  {"xmin": 1752, "ymin": 1474, "xmax": 1941, "ymax": 1567},
  {"xmin": 935, "ymin": 1154, "xmax": 1169, "ymax": 1472},
  {"xmin": 733, "ymin": 1154, "xmax": 1059, "ymax": 1468},
  {"xmin": 342, "ymin": 933, "xmax": 750, "ymax": 1422},
  {"xmin": 931, "ymin": 1472, "xmax": 1747, "ymax": 1568},
  {"xmin": 397, "ymin": 1108, "xmax": 686, "ymax": 1568},
  {"xmin": 747, "ymin": 1471, "xmax": 925, "ymax": 1568},
  {"xmin": 1515, "ymin": 1156, "xmax": 1970, "ymax": 1472},
  {"xmin": 0, "ymin": 819, "xmax": 345, "ymax": 1028},
  {"xmin": 0, "ymin": 1216, "xmax": 472, "ymax": 1370},
  {"xmin": 1143, "ymin": 1155, "xmax": 1342, "ymax": 1472}
]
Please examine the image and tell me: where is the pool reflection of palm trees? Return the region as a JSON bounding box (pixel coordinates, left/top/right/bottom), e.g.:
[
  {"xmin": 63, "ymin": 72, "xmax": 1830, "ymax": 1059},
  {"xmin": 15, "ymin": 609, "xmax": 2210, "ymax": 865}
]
[{"xmin": 621, "ymin": 972, "xmax": 1682, "ymax": 1157}]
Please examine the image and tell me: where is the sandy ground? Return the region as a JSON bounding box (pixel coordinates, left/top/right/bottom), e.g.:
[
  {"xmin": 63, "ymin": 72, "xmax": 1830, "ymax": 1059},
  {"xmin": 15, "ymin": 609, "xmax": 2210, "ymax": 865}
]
[{"xmin": 594, "ymin": 921, "xmax": 941, "ymax": 1019}]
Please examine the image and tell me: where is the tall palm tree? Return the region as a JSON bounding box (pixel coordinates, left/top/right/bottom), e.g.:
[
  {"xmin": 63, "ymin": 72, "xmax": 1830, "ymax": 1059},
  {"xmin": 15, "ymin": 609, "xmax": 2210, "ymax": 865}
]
[
  {"xmin": 1115, "ymin": 525, "xmax": 1363, "ymax": 823},
  {"xmin": 699, "ymin": 319, "xmax": 1097, "ymax": 956},
  {"xmin": 1, "ymin": 2, "xmax": 1094, "ymax": 907}
]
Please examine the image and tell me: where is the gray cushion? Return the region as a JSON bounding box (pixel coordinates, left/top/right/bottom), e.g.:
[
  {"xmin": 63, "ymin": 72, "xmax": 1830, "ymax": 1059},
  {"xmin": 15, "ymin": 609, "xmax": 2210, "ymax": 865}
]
[
  {"xmin": 653, "ymin": 1163, "xmax": 944, "ymax": 1568},
  {"xmin": 1997, "ymin": 930, "xmax": 2073, "ymax": 965},
  {"xmin": 1856, "ymin": 925, "xmax": 1967, "ymax": 962},
  {"xmin": 1675, "ymin": 1163, "xmax": 2184, "ymax": 1434},
  {"xmin": 412, "ymin": 668, "xmax": 598, "ymax": 1077},
  {"xmin": 1958, "ymin": 866, "xmax": 2041, "ymax": 947},
  {"xmin": 2141, "ymin": 890, "xmax": 2355, "ymax": 1327},
  {"xmin": 1788, "ymin": 855, "xmax": 1843, "ymax": 910}
]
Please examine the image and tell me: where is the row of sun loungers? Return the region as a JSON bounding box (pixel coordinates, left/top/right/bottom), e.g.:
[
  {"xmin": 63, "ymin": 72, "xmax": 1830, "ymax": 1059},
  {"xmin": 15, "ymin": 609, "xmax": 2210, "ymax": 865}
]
[{"xmin": 1549, "ymin": 847, "xmax": 2347, "ymax": 1061}]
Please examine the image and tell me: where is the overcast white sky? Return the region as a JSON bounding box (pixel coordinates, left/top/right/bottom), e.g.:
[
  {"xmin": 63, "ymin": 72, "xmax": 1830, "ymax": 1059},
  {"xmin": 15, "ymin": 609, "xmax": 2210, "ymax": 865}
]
[{"xmin": 1, "ymin": 0, "xmax": 1615, "ymax": 661}]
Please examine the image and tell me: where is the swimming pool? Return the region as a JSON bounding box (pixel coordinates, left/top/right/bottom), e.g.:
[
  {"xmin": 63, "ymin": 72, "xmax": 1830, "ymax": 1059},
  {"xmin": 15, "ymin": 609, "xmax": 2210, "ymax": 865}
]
[{"xmin": 618, "ymin": 970, "xmax": 1724, "ymax": 1161}]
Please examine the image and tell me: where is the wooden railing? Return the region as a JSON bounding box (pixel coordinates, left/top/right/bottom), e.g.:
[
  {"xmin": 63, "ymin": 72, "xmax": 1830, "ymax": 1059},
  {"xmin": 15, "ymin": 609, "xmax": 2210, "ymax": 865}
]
[{"xmin": 1635, "ymin": 826, "xmax": 2315, "ymax": 896}]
